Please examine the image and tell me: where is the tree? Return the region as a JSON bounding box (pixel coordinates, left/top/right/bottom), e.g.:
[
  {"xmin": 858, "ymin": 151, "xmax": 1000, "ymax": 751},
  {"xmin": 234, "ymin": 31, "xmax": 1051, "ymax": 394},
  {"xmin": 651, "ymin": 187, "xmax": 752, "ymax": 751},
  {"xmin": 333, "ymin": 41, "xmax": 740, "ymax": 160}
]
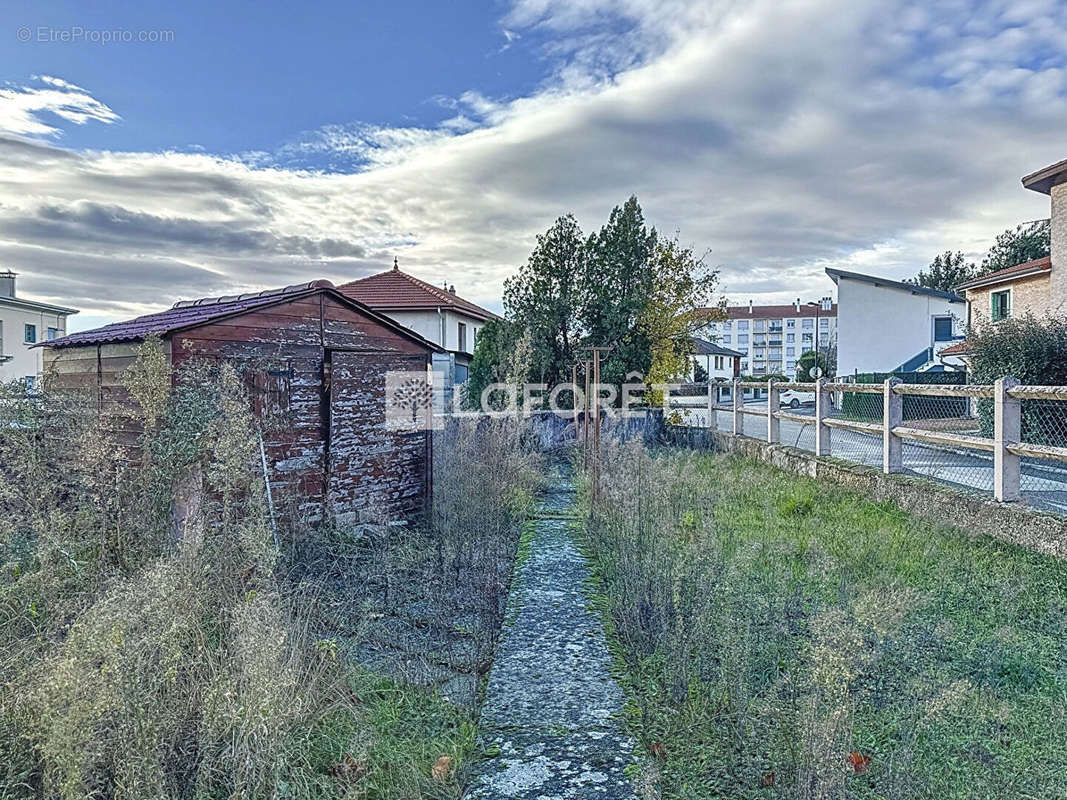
[
  {"xmin": 464, "ymin": 319, "xmax": 518, "ymax": 410},
  {"xmin": 581, "ymin": 196, "xmax": 658, "ymax": 388},
  {"xmin": 796, "ymin": 350, "xmax": 831, "ymax": 381},
  {"xmin": 502, "ymin": 214, "xmax": 586, "ymax": 388},
  {"xmin": 909, "ymin": 251, "xmax": 974, "ymax": 292},
  {"xmin": 980, "ymin": 219, "xmax": 1050, "ymax": 276},
  {"xmin": 640, "ymin": 235, "xmax": 722, "ymax": 388},
  {"xmin": 692, "ymin": 361, "xmax": 709, "ymax": 383}
]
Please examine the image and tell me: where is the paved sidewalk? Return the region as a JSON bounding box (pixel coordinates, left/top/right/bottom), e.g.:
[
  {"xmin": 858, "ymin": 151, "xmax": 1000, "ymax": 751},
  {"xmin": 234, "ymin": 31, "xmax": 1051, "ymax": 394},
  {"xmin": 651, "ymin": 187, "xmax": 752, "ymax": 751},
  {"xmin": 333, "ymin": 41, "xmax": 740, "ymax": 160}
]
[{"xmin": 464, "ymin": 466, "xmax": 636, "ymax": 800}]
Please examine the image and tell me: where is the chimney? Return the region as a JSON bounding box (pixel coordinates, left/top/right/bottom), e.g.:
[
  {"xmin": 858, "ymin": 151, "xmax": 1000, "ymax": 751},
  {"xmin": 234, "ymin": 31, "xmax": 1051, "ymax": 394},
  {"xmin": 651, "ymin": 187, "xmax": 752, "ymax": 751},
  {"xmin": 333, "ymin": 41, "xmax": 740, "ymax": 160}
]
[
  {"xmin": 449, "ymin": 284, "xmax": 456, "ymax": 294},
  {"xmin": 748, "ymin": 299, "xmax": 753, "ymax": 314},
  {"xmin": 393, "ymin": 256, "xmax": 399, "ymax": 271},
  {"xmin": 794, "ymin": 297, "xmax": 801, "ymax": 313},
  {"xmin": 0, "ymin": 271, "xmax": 14, "ymax": 299},
  {"xmin": 1021, "ymin": 158, "xmax": 1067, "ymax": 311},
  {"xmin": 820, "ymin": 296, "xmax": 832, "ymax": 312}
]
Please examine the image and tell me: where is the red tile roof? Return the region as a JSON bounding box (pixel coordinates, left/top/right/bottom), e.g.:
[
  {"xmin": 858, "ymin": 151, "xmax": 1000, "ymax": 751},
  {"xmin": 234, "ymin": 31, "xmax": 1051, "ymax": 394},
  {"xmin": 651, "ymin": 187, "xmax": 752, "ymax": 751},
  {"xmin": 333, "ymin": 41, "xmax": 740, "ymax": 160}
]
[
  {"xmin": 337, "ymin": 265, "xmax": 500, "ymax": 322},
  {"xmin": 956, "ymin": 256, "xmax": 1051, "ymax": 291},
  {"xmin": 695, "ymin": 303, "xmax": 837, "ymax": 320},
  {"xmin": 938, "ymin": 340, "xmax": 971, "ymax": 356},
  {"xmin": 42, "ymin": 279, "xmax": 442, "ymax": 352}
]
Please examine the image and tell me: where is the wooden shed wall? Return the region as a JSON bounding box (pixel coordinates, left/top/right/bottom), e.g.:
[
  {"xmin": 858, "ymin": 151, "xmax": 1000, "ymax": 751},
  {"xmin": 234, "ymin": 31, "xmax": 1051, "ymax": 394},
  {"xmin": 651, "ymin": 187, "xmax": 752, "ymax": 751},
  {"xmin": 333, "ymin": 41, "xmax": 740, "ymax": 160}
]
[{"xmin": 44, "ymin": 293, "xmax": 433, "ymax": 523}]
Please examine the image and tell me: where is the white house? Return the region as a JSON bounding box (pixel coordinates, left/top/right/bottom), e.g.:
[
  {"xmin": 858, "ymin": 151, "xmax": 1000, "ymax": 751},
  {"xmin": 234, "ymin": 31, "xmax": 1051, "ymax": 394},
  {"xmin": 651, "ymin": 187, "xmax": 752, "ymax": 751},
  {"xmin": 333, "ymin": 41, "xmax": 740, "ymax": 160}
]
[
  {"xmin": 826, "ymin": 268, "xmax": 964, "ymax": 377},
  {"xmin": 0, "ymin": 271, "xmax": 78, "ymax": 389},
  {"xmin": 690, "ymin": 338, "xmax": 742, "ymax": 381},
  {"xmin": 338, "ymin": 259, "xmax": 499, "ymax": 406}
]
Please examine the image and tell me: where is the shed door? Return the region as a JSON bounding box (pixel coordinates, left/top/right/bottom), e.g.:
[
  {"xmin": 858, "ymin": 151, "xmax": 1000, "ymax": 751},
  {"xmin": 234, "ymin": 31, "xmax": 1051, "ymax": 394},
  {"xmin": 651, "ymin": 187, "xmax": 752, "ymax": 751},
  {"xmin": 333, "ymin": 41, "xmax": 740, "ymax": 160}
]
[{"xmin": 327, "ymin": 351, "xmax": 429, "ymax": 522}]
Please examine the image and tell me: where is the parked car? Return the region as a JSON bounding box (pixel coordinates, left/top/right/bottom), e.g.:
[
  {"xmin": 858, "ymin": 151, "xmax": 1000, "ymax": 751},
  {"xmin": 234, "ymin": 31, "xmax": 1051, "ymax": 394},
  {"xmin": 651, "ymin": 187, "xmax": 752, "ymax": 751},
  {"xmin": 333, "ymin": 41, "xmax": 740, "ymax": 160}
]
[{"xmin": 779, "ymin": 388, "xmax": 815, "ymax": 408}]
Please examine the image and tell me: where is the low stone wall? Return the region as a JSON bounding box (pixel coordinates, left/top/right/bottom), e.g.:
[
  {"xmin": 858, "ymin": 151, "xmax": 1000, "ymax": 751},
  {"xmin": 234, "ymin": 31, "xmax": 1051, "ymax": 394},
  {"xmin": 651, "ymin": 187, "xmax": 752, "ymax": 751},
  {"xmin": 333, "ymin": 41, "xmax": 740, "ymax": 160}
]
[
  {"xmin": 439, "ymin": 409, "xmax": 665, "ymax": 451},
  {"xmin": 666, "ymin": 426, "xmax": 1067, "ymax": 559}
]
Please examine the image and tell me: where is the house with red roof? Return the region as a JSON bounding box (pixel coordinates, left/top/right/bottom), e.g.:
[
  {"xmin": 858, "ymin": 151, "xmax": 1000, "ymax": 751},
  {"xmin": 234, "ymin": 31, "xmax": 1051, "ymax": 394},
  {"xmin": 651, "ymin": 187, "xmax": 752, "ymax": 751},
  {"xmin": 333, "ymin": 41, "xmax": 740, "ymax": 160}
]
[
  {"xmin": 942, "ymin": 157, "xmax": 1067, "ymax": 364},
  {"xmin": 337, "ymin": 258, "xmax": 500, "ymax": 402}
]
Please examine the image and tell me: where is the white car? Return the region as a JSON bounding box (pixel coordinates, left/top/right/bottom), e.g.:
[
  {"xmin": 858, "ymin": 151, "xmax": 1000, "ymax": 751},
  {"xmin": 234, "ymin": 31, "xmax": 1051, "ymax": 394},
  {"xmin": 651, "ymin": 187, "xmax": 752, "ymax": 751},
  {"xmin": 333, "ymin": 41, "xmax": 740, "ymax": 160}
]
[{"xmin": 779, "ymin": 388, "xmax": 816, "ymax": 408}]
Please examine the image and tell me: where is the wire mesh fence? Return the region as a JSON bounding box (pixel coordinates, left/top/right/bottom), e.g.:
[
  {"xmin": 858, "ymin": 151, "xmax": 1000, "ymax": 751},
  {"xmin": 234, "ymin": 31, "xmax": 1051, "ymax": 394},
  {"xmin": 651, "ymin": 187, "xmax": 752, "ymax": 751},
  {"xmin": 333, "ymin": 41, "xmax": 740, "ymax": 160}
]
[
  {"xmin": 663, "ymin": 378, "xmax": 1067, "ymax": 516},
  {"xmin": 1018, "ymin": 397, "xmax": 1067, "ymax": 510}
]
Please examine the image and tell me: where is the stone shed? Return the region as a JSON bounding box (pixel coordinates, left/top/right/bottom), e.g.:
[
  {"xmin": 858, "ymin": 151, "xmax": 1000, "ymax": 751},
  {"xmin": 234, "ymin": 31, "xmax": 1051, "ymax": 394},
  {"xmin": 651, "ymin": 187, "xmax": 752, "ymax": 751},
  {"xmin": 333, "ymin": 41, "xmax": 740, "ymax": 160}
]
[{"xmin": 42, "ymin": 279, "xmax": 442, "ymax": 522}]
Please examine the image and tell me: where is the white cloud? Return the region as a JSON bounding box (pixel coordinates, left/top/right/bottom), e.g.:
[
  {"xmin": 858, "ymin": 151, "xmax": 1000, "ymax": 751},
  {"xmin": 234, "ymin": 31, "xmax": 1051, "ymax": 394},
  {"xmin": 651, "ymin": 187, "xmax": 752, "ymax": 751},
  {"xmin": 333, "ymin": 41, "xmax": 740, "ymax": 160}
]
[
  {"xmin": 0, "ymin": 0, "xmax": 1066, "ymax": 328},
  {"xmin": 0, "ymin": 75, "xmax": 118, "ymax": 137}
]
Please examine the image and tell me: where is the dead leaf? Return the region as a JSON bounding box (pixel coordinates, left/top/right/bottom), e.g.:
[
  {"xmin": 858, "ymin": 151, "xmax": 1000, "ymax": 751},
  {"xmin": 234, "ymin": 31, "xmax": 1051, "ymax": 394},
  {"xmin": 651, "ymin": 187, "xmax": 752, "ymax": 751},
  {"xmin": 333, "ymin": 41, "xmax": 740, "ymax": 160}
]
[
  {"xmin": 847, "ymin": 751, "xmax": 871, "ymax": 775},
  {"xmin": 330, "ymin": 753, "xmax": 367, "ymax": 783},
  {"xmin": 760, "ymin": 771, "xmax": 775, "ymax": 787},
  {"xmin": 432, "ymin": 755, "xmax": 454, "ymax": 782},
  {"xmin": 650, "ymin": 742, "xmax": 667, "ymax": 759}
]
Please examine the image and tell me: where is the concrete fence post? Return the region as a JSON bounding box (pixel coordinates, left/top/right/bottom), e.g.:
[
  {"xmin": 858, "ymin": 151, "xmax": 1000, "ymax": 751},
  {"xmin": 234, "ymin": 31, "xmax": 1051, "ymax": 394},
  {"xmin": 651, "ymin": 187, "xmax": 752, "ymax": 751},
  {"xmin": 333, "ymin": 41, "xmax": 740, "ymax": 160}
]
[
  {"xmin": 732, "ymin": 378, "xmax": 744, "ymax": 437},
  {"xmin": 883, "ymin": 377, "xmax": 902, "ymax": 473},
  {"xmin": 707, "ymin": 381, "xmax": 717, "ymax": 431},
  {"xmin": 814, "ymin": 377, "xmax": 831, "ymax": 456},
  {"xmin": 994, "ymin": 375, "xmax": 1021, "ymax": 502},
  {"xmin": 767, "ymin": 379, "xmax": 780, "ymax": 443}
]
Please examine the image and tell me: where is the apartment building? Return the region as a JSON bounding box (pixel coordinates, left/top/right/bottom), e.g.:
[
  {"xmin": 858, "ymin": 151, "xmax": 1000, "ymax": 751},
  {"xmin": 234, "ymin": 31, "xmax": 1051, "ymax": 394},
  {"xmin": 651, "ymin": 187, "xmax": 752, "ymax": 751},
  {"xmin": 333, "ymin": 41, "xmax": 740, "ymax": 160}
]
[
  {"xmin": 0, "ymin": 271, "xmax": 79, "ymax": 389},
  {"xmin": 697, "ymin": 297, "xmax": 836, "ymax": 377}
]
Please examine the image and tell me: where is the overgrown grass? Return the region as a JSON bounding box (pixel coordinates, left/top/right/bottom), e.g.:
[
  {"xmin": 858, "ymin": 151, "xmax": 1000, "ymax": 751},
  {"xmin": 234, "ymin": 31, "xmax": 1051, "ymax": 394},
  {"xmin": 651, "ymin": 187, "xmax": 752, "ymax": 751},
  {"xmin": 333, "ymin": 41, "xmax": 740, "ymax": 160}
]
[
  {"xmin": 582, "ymin": 443, "xmax": 1067, "ymax": 800},
  {"xmin": 0, "ymin": 343, "xmax": 526, "ymax": 800}
]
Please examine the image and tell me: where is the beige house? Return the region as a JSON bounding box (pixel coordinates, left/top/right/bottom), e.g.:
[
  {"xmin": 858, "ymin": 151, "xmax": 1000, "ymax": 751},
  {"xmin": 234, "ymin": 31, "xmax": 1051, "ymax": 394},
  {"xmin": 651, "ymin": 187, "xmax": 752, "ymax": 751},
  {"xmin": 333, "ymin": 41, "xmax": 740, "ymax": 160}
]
[
  {"xmin": 0, "ymin": 271, "xmax": 79, "ymax": 389},
  {"xmin": 942, "ymin": 157, "xmax": 1067, "ymax": 363}
]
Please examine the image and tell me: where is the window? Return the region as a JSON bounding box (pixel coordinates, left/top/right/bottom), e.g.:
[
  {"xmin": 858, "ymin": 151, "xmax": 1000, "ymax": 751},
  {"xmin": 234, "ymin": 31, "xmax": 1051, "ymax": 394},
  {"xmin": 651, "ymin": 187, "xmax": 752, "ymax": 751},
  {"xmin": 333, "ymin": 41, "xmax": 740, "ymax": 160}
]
[
  {"xmin": 458, "ymin": 322, "xmax": 467, "ymax": 351},
  {"xmin": 786, "ymin": 347, "xmax": 795, "ymax": 357},
  {"xmin": 786, "ymin": 333, "xmax": 795, "ymax": 343},
  {"xmin": 740, "ymin": 360, "xmax": 749, "ymax": 371},
  {"xmin": 24, "ymin": 324, "xmax": 36, "ymax": 344},
  {"xmin": 819, "ymin": 318, "xmax": 829, "ymax": 328},
  {"xmin": 722, "ymin": 321, "xmax": 731, "ymax": 329},
  {"xmin": 737, "ymin": 320, "xmax": 749, "ymax": 331},
  {"xmin": 786, "ymin": 319, "xmax": 795, "ymax": 329},
  {"xmin": 933, "ymin": 317, "xmax": 953, "ymax": 342},
  {"xmin": 713, "ymin": 355, "xmax": 724, "ymax": 370},
  {"xmin": 738, "ymin": 334, "xmax": 749, "ymax": 346},
  {"xmin": 802, "ymin": 318, "xmax": 813, "ymax": 329},
  {"xmin": 754, "ymin": 320, "xmax": 766, "ymax": 333},
  {"xmin": 722, "ymin": 334, "xmax": 731, "ymax": 344},
  {"xmin": 991, "ymin": 290, "xmax": 1011, "ymax": 322},
  {"xmin": 24, "ymin": 376, "xmax": 37, "ymax": 393},
  {"xmin": 47, "ymin": 327, "xmax": 60, "ymax": 341}
]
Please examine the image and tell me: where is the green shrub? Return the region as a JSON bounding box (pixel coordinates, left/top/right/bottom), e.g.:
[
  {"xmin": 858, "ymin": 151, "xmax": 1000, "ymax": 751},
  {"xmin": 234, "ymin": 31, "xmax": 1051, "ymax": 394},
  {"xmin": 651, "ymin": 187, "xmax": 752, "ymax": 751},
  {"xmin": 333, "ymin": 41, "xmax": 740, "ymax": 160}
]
[{"xmin": 966, "ymin": 313, "xmax": 1067, "ymax": 441}]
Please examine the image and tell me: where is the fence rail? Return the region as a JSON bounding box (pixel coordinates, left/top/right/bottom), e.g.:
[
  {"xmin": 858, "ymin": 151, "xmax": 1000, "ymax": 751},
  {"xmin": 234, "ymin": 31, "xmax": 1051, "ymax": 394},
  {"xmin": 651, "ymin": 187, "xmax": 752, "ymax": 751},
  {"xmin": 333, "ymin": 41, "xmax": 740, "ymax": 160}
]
[{"xmin": 669, "ymin": 376, "xmax": 1067, "ymax": 512}]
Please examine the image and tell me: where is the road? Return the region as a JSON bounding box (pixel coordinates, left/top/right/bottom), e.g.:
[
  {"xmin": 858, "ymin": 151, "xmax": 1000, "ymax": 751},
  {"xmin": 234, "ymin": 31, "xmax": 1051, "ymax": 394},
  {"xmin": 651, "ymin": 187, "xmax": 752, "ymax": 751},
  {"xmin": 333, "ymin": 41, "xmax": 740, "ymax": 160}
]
[{"xmin": 674, "ymin": 399, "xmax": 1067, "ymax": 514}]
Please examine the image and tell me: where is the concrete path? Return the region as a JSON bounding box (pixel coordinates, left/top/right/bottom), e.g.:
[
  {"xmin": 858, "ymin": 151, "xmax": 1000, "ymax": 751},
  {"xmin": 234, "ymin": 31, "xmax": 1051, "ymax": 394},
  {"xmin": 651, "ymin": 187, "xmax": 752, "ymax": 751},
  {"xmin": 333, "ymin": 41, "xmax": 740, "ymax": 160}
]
[{"xmin": 465, "ymin": 464, "xmax": 636, "ymax": 800}]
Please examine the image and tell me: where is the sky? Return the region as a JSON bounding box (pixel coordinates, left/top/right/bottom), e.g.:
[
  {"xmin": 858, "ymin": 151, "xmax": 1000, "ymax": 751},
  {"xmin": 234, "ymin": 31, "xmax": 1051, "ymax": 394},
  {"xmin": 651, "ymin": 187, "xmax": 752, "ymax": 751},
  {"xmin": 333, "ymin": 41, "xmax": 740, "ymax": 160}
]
[{"xmin": 1, "ymin": 0, "xmax": 1065, "ymax": 332}]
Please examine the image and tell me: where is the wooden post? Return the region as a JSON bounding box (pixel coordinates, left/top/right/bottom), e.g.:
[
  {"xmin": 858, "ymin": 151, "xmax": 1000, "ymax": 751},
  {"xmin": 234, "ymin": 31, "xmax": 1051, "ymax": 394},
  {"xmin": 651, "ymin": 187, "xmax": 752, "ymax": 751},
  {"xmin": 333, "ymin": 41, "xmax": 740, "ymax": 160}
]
[
  {"xmin": 571, "ymin": 364, "xmax": 579, "ymax": 438},
  {"xmin": 883, "ymin": 377, "xmax": 902, "ymax": 473},
  {"xmin": 707, "ymin": 380, "xmax": 717, "ymax": 431},
  {"xmin": 814, "ymin": 377, "xmax": 831, "ymax": 456},
  {"xmin": 732, "ymin": 378, "xmax": 744, "ymax": 436},
  {"xmin": 994, "ymin": 376, "xmax": 1021, "ymax": 502},
  {"xmin": 582, "ymin": 360, "xmax": 591, "ymax": 465},
  {"xmin": 766, "ymin": 379, "xmax": 780, "ymax": 443}
]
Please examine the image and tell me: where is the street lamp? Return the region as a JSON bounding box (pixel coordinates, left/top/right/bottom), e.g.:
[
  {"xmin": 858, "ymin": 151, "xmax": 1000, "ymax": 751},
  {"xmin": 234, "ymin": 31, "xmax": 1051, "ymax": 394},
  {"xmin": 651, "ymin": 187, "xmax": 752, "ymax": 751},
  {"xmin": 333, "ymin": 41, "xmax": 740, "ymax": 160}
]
[{"xmin": 806, "ymin": 301, "xmax": 821, "ymax": 379}]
